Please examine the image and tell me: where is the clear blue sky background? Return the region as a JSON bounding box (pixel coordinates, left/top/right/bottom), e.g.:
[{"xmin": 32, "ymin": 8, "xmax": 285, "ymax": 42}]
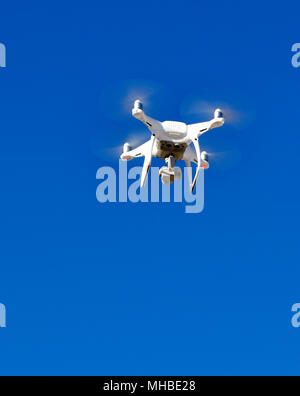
[{"xmin": 0, "ymin": 0, "xmax": 300, "ymax": 375}]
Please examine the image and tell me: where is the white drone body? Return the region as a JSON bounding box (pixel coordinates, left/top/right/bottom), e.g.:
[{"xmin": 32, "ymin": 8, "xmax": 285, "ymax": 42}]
[{"xmin": 121, "ymin": 100, "xmax": 225, "ymax": 192}]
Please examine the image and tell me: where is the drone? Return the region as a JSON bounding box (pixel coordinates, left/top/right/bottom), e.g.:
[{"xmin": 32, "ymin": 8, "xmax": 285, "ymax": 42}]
[{"xmin": 120, "ymin": 100, "xmax": 225, "ymax": 192}]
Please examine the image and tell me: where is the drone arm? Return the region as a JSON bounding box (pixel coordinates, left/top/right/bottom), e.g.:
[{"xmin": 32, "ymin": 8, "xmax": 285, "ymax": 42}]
[
  {"xmin": 120, "ymin": 135, "xmax": 156, "ymax": 188},
  {"xmin": 121, "ymin": 140, "xmax": 152, "ymax": 161},
  {"xmin": 133, "ymin": 111, "xmax": 162, "ymax": 132},
  {"xmin": 188, "ymin": 115, "xmax": 224, "ymax": 138},
  {"xmin": 132, "ymin": 101, "xmax": 162, "ymax": 132}
]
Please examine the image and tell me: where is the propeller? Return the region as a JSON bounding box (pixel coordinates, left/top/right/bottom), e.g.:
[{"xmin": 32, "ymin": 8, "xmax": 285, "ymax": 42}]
[
  {"xmin": 98, "ymin": 79, "xmax": 171, "ymax": 121},
  {"xmin": 96, "ymin": 79, "xmax": 173, "ymax": 161},
  {"xmin": 180, "ymin": 94, "xmax": 251, "ymax": 171},
  {"xmin": 205, "ymin": 145, "xmax": 242, "ymax": 171},
  {"xmin": 94, "ymin": 129, "xmax": 149, "ymax": 161},
  {"xmin": 180, "ymin": 95, "xmax": 251, "ymax": 130}
]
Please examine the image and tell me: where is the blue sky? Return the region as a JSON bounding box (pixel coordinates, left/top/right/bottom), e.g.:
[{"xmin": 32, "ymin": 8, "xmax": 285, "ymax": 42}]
[{"xmin": 0, "ymin": 0, "xmax": 300, "ymax": 375}]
